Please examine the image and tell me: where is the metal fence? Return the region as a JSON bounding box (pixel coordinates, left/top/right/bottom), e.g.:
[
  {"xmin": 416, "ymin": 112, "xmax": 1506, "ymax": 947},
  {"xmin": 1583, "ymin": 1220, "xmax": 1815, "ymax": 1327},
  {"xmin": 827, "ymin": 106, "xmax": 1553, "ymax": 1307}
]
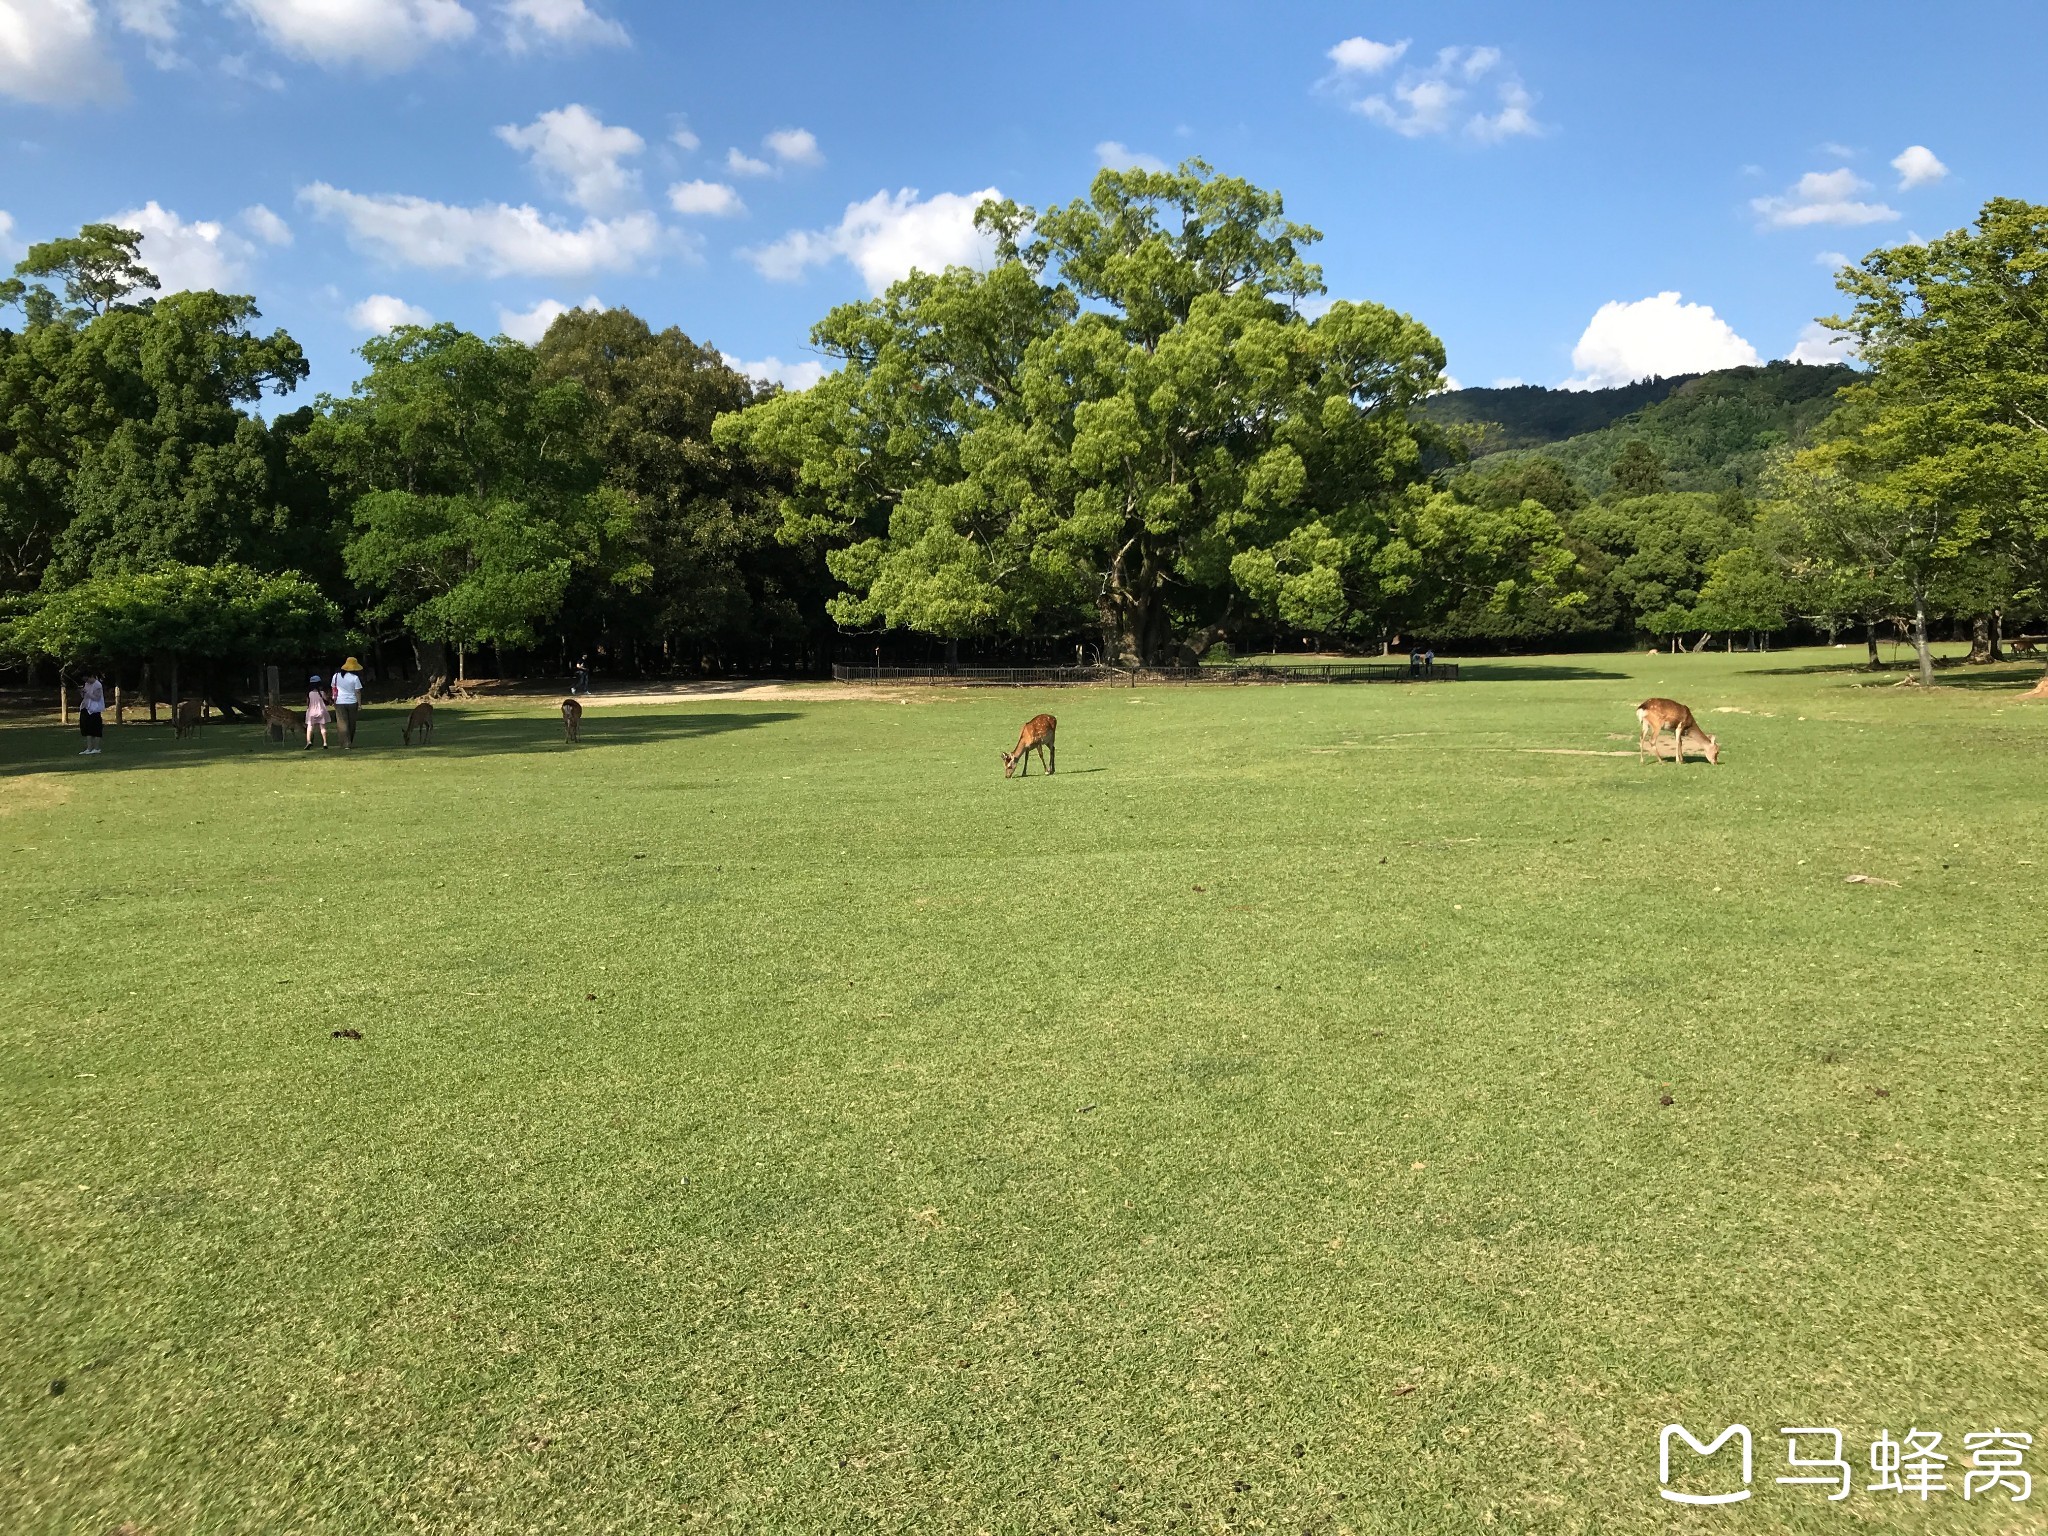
[{"xmin": 830, "ymin": 661, "xmax": 1459, "ymax": 686}]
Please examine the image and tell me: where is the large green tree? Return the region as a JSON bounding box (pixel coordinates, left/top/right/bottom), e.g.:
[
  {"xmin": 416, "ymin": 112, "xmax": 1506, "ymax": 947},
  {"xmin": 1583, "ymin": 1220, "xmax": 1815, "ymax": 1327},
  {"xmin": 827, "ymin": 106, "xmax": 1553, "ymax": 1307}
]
[
  {"xmin": 532, "ymin": 308, "xmax": 816, "ymax": 667},
  {"xmin": 301, "ymin": 323, "xmax": 641, "ymax": 689},
  {"xmin": 721, "ymin": 162, "xmax": 1469, "ymax": 664}
]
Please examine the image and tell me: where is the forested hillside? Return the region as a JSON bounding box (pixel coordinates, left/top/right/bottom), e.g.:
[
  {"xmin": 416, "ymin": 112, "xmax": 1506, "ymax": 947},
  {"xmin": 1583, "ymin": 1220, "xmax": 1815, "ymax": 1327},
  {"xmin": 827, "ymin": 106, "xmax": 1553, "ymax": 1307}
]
[
  {"xmin": 1433, "ymin": 362, "xmax": 1857, "ymax": 495},
  {"xmin": 1417, "ymin": 375, "xmax": 1697, "ymax": 451}
]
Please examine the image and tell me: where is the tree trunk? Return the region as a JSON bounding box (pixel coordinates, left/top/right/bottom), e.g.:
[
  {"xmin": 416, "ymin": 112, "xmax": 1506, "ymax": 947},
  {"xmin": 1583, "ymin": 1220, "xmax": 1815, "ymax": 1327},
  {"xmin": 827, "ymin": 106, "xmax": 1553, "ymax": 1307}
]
[
  {"xmin": 457, "ymin": 644, "xmax": 468, "ymax": 686},
  {"xmin": 59, "ymin": 672, "xmax": 69, "ymax": 725},
  {"xmin": 169, "ymin": 657, "xmax": 180, "ymax": 715},
  {"xmin": 1864, "ymin": 620, "xmax": 1881, "ymax": 669},
  {"xmin": 1912, "ymin": 582, "xmax": 1934, "ymax": 687},
  {"xmin": 1990, "ymin": 609, "xmax": 2006, "ymax": 662},
  {"xmin": 414, "ymin": 639, "xmax": 453, "ymax": 698},
  {"xmin": 1969, "ymin": 615, "xmax": 1991, "ymax": 663},
  {"xmin": 945, "ymin": 635, "xmax": 959, "ymax": 673}
]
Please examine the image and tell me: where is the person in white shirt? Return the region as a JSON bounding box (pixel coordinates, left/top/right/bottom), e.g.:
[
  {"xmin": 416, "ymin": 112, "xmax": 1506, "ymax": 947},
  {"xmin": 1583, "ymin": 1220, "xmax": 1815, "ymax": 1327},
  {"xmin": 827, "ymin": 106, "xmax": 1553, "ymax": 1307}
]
[
  {"xmin": 333, "ymin": 658, "xmax": 366, "ymax": 748},
  {"xmin": 78, "ymin": 673, "xmax": 106, "ymax": 756}
]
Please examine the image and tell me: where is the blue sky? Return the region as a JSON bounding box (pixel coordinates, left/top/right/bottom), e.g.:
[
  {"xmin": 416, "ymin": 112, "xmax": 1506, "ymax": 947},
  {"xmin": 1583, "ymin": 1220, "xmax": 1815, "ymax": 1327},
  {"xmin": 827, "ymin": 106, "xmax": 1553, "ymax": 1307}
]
[{"xmin": 3, "ymin": 0, "xmax": 2039, "ymax": 403}]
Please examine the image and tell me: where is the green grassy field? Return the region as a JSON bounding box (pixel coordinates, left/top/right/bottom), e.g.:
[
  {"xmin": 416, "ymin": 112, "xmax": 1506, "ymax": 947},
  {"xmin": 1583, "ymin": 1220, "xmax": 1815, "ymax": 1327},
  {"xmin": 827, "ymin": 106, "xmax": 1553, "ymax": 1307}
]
[{"xmin": 4, "ymin": 648, "xmax": 2045, "ymax": 1534}]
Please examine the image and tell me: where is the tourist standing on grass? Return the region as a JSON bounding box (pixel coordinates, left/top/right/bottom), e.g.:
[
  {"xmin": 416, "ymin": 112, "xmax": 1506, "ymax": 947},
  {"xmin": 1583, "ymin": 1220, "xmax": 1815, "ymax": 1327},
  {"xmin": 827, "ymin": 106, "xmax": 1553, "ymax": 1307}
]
[
  {"xmin": 333, "ymin": 658, "xmax": 365, "ymax": 748},
  {"xmin": 1423, "ymin": 644, "xmax": 1435, "ymax": 678},
  {"xmin": 305, "ymin": 674, "xmax": 332, "ymax": 749},
  {"xmin": 78, "ymin": 673, "xmax": 105, "ymax": 756}
]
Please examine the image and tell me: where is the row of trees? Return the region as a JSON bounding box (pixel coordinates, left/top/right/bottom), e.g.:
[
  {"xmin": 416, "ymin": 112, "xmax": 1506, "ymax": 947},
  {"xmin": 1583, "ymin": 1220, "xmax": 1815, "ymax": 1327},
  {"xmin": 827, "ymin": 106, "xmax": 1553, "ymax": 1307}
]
[{"xmin": 3, "ymin": 177, "xmax": 2046, "ymax": 690}]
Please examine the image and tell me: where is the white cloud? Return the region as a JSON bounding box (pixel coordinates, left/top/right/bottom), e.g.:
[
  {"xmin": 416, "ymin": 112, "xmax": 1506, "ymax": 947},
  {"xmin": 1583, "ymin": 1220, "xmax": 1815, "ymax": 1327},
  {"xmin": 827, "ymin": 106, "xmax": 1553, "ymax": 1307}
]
[
  {"xmin": 720, "ymin": 351, "xmax": 825, "ymax": 391},
  {"xmin": 218, "ymin": 48, "xmax": 282, "ymax": 87},
  {"xmin": 1751, "ymin": 168, "xmax": 1898, "ymax": 228},
  {"xmin": 1815, "ymin": 249, "xmax": 1851, "ymax": 270},
  {"xmin": 1434, "ymin": 373, "xmax": 1462, "ymax": 393},
  {"xmin": 496, "ymin": 104, "xmax": 644, "ymax": 213},
  {"xmin": 231, "ymin": 0, "xmax": 476, "ymax": 71},
  {"xmin": 241, "ymin": 203, "xmax": 292, "ymax": 245},
  {"xmin": 300, "ymin": 181, "xmax": 664, "ymax": 276},
  {"xmin": 0, "ymin": 0, "xmax": 124, "ymax": 104},
  {"xmin": 348, "ymin": 292, "xmax": 431, "ymax": 332},
  {"xmin": 742, "ymin": 185, "xmax": 1000, "ymax": 294},
  {"xmin": 113, "ymin": 0, "xmax": 180, "ymax": 62},
  {"xmin": 1819, "ymin": 140, "xmax": 1855, "ymax": 160},
  {"xmin": 1095, "ymin": 140, "xmax": 1168, "ymax": 173},
  {"xmin": 1349, "ymin": 44, "xmax": 1540, "ymax": 141},
  {"xmin": 1327, "ymin": 35, "xmax": 1407, "ymax": 74},
  {"xmin": 0, "ymin": 209, "xmax": 18, "ymax": 258},
  {"xmin": 1891, "ymin": 144, "xmax": 1948, "ymax": 190},
  {"xmin": 1786, "ymin": 320, "xmax": 1855, "ymax": 366},
  {"xmin": 669, "ymin": 123, "xmax": 698, "ymax": 152},
  {"xmin": 1562, "ymin": 291, "xmax": 1761, "ymax": 390},
  {"xmin": 725, "ymin": 147, "xmax": 773, "ymax": 177},
  {"xmin": 1489, "ymin": 376, "xmax": 1526, "ymax": 388},
  {"xmin": 111, "ymin": 200, "xmax": 254, "ymax": 294},
  {"xmin": 668, "ymin": 179, "xmax": 744, "ymax": 217},
  {"xmin": 764, "ymin": 126, "xmax": 821, "ymax": 166},
  {"xmin": 499, "ymin": 0, "xmax": 622, "ymax": 50},
  {"xmin": 497, "ymin": 294, "xmax": 601, "ymax": 342}
]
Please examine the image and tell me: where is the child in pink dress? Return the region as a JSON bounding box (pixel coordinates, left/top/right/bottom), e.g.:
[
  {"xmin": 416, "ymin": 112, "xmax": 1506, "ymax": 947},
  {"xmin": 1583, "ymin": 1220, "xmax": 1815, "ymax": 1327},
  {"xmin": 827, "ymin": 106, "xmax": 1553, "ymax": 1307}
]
[{"xmin": 305, "ymin": 674, "xmax": 332, "ymax": 750}]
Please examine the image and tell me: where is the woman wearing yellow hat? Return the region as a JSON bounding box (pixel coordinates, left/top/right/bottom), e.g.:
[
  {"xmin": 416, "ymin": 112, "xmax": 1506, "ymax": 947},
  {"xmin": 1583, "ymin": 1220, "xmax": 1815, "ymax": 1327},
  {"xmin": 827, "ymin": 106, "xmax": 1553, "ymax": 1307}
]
[{"xmin": 332, "ymin": 657, "xmax": 365, "ymax": 749}]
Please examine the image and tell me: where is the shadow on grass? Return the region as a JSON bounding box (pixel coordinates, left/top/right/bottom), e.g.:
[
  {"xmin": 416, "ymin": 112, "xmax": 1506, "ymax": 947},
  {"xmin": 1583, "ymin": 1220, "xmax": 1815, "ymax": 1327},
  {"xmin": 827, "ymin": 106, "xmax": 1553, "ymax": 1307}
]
[
  {"xmin": 0, "ymin": 708, "xmax": 801, "ymax": 777},
  {"xmin": 1453, "ymin": 663, "xmax": 1629, "ymax": 682}
]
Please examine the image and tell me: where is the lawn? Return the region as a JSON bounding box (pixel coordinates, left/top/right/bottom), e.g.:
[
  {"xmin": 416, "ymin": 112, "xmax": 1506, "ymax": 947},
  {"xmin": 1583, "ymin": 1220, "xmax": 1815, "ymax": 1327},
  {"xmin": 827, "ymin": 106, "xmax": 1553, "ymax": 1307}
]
[{"xmin": 3, "ymin": 648, "xmax": 2045, "ymax": 1535}]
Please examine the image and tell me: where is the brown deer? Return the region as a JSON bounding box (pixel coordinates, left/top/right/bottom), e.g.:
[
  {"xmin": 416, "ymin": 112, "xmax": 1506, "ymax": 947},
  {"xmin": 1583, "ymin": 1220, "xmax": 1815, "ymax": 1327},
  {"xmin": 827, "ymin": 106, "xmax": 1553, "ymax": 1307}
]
[
  {"xmin": 262, "ymin": 702, "xmax": 302, "ymax": 742},
  {"xmin": 1002, "ymin": 713, "xmax": 1056, "ymax": 777},
  {"xmin": 1636, "ymin": 697, "xmax": 1720, "ymax": 766},
  {"xmin": 403, "ymin": 701, "xmax": 435, "ymax": 745},
  {"xmin": 172, "ymin": 699, "xmax": 204, "ymax": 738},
  {"xmin": 561, "ymin": 697, "xmax": 583, "ymax": 742}
]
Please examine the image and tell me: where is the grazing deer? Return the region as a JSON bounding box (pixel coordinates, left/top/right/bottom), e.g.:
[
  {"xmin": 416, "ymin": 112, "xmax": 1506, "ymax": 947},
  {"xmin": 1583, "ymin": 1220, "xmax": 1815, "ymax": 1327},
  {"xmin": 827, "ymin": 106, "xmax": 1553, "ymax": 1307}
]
[
  {"xmin": 403, "ymin": 701, "xmax": 435, "ymax": 745},
  {"xmin": 1002, "ymin": 713, "xmax": 1056, "ymax": 777},
  {"xmin": 561, "ymin": 696, "xmax": 583, "ymax": 742},
  {"xmin": 172, "ymin": 699, "xmax": 204, "ymax": 739},
  {"xmin": 1636, "ymin": 697, "xmax": 1720, "ymax": 766},
  {"xmin": 2011, "ymin": 638, "xmax": 2039, "ymax": 657}
]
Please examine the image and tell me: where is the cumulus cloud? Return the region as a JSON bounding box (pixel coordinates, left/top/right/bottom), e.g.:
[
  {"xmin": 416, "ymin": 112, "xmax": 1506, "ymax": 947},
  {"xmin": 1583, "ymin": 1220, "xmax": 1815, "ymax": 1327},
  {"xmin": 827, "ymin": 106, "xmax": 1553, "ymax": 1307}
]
[
  {"xmin": 0, "ymin": 0, "xmax": 124, "ymax": 104},
  {"xmin": 1815, "ymin": 249, "xmax": 1851, "ymax": 270},
  {"xmin": 0, "ymin": 209, "xmax": 18, "ymax": 258},
  {"xmin": 230, "ymin": 0, "xmax": 476, "ymax": 71},
  {"xmin": 497, "ymin": 294, "xmax": 601, "ymax": 342},
  {"xmin": 499, "ymin": 0, "xmax": 622, "ymax": 50},
  {"xmin": 1348, "ymin": 44, "xmax": 1541, "ymax": 142},
  {"xmin": 764, "ymin": 126, "xmax": 821, "ymax": 166},
  {"xmin": 1786, "ymin": 320, "xmax": 1854, "ymax": 366},
  {"xmin": 348, "ymin": 292, "xmax": 431, "ymax": 332},
  {"xmin": 1095, "ymin": 140, "xmax": 1168, "ymax": 173},
  {"xmin": 669, "ymin": 123, "xmax": 698, "ymax": 152},
  {"xmin": 1891, "ymin": 144, "xmax": 1948, "ymax": 190},
  {"xmin": 667, "ymin": 179, "xmax": 744, "ymax": 217},
  {"xmin": 1751, "ymin": 168, "xmax": 1898, "ymax": 228},
  {"xmin": 111, "ymin": 200, "xmax": 254, "ymax": 294},
  {"xmin": 1327, "ymin": 35, "xmax": 1406, "ymax": 73},
  {"xmin": 1562, "ymin": 291, "xmax": 1761, "ymax": 390},
  {"xmin": 496, "ymin": 104, "xmax": 644, "ymax": 213},
  {"xmin": 721, "ymin": 351, "xmax": 825, "ymax": 391},
  {"xmin": 742, "ymin": 185, "xmax": 1001, "ymax": 294},
  {"xmin": 725, "ymin": 147, "xmax": 773, "ymax": 178},
  {"xmin": 241, "ymin": 203, "xmax": 292, "ymax": 245},
  {"xmin": 299, "ymin": 182, "xmax": 663, "ymax": 276}
]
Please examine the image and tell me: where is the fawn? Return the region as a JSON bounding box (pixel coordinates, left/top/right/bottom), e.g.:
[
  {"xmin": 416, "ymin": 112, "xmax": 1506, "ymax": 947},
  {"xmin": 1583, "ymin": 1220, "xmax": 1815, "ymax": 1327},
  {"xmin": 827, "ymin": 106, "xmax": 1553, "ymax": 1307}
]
[
  {"xmin": 1002, "ymin": 713, "xmax": 1056, "ymax": 777},
  {"xmin": 561, "ymin": 697, "xmax": 583, "ymax": 742},
  {"xmin": 403, "ymin": 701, "xmax": 435, "ymax": 745},
  {"xmin": 1636, "ymin": 698, "xmax": 1720, "ymax": 765}
]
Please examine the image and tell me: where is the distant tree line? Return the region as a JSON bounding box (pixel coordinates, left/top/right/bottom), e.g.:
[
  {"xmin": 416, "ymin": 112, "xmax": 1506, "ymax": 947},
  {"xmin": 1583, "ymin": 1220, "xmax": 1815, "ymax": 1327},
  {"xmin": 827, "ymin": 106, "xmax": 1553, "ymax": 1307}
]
[{"xmin": 4, "ymin": 180, "xmax": 2046, "ymax": 693}]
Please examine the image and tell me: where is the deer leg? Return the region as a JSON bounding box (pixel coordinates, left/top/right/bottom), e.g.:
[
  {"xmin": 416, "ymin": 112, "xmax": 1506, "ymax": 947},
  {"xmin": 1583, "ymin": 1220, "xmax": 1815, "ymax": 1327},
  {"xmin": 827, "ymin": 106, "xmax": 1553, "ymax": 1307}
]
[{"xmin": 1047, "ymin": 741, "xmax": 1055, "ymax": 775}]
